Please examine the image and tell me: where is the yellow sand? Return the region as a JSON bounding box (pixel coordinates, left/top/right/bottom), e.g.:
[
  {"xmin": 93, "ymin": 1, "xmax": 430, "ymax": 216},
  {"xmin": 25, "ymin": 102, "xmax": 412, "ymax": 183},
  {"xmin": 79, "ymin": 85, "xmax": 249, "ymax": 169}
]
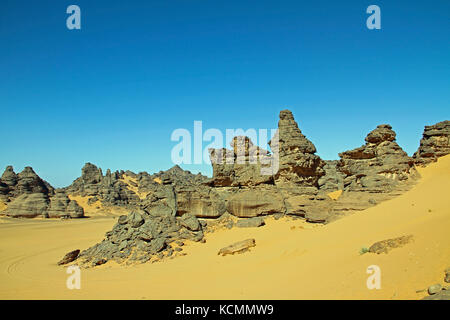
[
  {"xmin": 327, "ymin": 189, "xmax": 343, "ymax": 200},
  {"xmin": 120, "ymin": 175, "xmax": 149, "ymax": 199},
  {"xmin": 68, "ymin": 195, "xmax": 127, "ymax": 217},
  {"xmin": 0, "ymin": 200, "xmax": 7, "ymax": 212},
  {"xmin": 0, "ymin": 155, "xmax": 449, "ymax": 300}
]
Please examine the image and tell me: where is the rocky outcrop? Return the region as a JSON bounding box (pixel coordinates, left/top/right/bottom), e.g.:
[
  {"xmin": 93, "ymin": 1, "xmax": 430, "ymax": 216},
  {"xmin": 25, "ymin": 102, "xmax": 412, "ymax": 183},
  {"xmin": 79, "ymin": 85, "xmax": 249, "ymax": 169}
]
[
  {"xmin": 77, "ymin": 210, "xmax": 204, "ymax": 266},
  {"xmin": 65, "ymin": 162, "xmax": 219, "ymax": 219},
  {"xmin": 175, "ymin": 184, "xmax": 226, "ymax": 218},
  {"xmin": 0, "ymin": 166, "xmax": 85, "ymax": 218},
  {"xmin": 225, "ymin": 186, "xmax": 285, "ymax": 217},
  {"xmin": 5, "ymin": 189, "xmax": 85, "ymax": 219},
  {"xmin": 209, "ymin": 136, "xmax": 274, "ymax": 187},
  {"xmin": 47, "ymin": 190, "xmax": 84, "ymax": 218},
  {"xmin": 65, "ymin": 163, "xmax": 140, "ymax": 208},
  {"xmin": 269, "ymin": 110, "xmax": 325, "ymax": 191},
  {"xmin": 0, "ymin": 166, "xmax": 18, "ymax": 201},
  {"xmin": 413, "ymin": 120, "xmax": 450, "ymax": 165},
  {"xmin": 0, "ymin": 166, "xmax": 54, "ymax": 203},
  {"xmin": 337, "ymin": 124, "xmax": 417, "ymax": 193},
  {"xmin": 63, "ymin": 110, "xmax": 449, "ymax": 267},
  {"xmin": 4, "ymin": 193, "xmax": 50, "ymax": 218},
  {"xmin": 318, "ymin": 160, "xmax": 344, "ymax": 191}
]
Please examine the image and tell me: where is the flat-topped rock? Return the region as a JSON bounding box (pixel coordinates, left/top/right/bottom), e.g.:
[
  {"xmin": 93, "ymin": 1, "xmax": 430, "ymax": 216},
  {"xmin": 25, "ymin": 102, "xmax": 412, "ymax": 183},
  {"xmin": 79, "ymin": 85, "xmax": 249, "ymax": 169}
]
[{"xmin": 337, "ymin": 124, "xmax": 417, "ymax": 193}]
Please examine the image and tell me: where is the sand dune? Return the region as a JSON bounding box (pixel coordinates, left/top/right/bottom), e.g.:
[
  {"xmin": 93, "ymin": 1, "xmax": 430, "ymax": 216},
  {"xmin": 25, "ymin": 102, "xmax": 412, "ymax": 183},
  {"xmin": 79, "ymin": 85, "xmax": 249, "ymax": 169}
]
[{"xmin": 0, "ymin": 155, "xmax": 449, "ymax": 300}]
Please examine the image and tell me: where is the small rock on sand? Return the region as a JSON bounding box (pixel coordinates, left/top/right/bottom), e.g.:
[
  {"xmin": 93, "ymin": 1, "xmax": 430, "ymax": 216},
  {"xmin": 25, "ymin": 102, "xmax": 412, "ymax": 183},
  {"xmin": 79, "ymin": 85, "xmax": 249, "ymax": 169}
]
[
  {"xmin": 57, "ymin": 249, "xmax": 80, "ymax": 265},
  {"xmin": 236, "ymin": 217, "xmax": 265, "ymax": 228},
  {"xmin": 427, "ymin": 284, "xmax": 442, "ymax": 295},
  {"xmin": 368, "ymin": 235, "xmax": 413, "ymax": 254},
  {"xmin": 218, "ymin": 239, "xmax": 256, "ymax": 256}
]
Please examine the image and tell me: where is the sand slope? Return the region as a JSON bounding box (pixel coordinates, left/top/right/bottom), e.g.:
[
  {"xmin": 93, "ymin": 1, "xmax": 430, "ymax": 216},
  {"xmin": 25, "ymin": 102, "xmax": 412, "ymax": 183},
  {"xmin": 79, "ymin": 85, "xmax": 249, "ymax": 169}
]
[{"xmin": 0, "ymin": 155, "xmax": 449, "ymax": 300}]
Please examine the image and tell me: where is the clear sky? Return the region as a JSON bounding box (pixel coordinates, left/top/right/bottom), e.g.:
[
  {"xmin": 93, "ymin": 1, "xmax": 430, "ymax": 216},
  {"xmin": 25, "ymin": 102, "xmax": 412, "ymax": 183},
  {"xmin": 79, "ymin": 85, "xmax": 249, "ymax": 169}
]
[{"xmin": 1, "ymin": 0, "xmax": 449, "ymax": 187}]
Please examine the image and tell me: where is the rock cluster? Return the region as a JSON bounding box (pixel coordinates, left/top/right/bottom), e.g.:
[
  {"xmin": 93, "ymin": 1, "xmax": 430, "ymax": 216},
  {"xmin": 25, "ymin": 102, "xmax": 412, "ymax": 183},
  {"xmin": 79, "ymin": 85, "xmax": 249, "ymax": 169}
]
[
  {"xmin": 65, "ymin": 163, "xmax": 141, "ymax": 207},
  {"xmin": 318, "ymin": 160, "xmax": 344, "ymax": 191},
  {"xmin": 0, "ymin": 166, "xmax": 84, "ymax": 218},
  {"xmin": 77, "ymin": 210, "xmax": 204, "ymax": 266},
  {"xmin": 413, "ymin": 120, "xmax": 450, "ymax": 165},
  {"xmin": 0, "ymin": 166, "xmax": 54, "ymax": 202},
  {"xmin": 209, "ymin": 136, "xmax": 274, "ymax": 187},
  {"xmin": 337, "ymin": 124, "xmax": 417, "ymax": 193},
  {"xmin": 421, "ymin": 268, "xmax": 450, "ymax": 300},
  {"xmin": 3, "ymin": 110, "xmax": 446, "ymax": 268},
  {"xmin": 269, "ymin": 110, "xmax": 325, "ymax": 191},
  {"xmin": 47, "ymin": 190, "xmax": 84, "ymax": 218},
  {"xmin": 207, "ymin": 110, "xmax": 330, "ymax": 220}
]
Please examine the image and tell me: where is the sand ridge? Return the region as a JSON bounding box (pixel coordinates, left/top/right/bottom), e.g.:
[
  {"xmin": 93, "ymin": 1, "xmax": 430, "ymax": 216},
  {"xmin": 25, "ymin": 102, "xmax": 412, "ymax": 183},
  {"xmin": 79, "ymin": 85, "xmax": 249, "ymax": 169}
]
[
  {"xmin": 68, "ymin": 195, "xmax": 128, "ymax": 217},
  {"xmin": 0, "ymin": 155, "xmax": 449, "ymax": 299},
  {"xmin": 120, "ymin": 175, "xmax": 150, "ymax": 200}
]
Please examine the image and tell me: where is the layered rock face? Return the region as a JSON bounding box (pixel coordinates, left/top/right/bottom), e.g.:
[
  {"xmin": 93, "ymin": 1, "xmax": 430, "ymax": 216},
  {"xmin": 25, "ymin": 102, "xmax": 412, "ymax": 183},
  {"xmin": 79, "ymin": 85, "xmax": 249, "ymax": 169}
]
[
  {"xmin": 47, "ymin": 190, "xmax": 84, "ymax": 218},
  {"xmin": 337, "ymin": 124, "xmax": 416, "ymax": 193},
  {"xmin": 413, "ymin": 120, "xmax": 450, "ymax": 165},
  {"xmin": 318, "ymin": 160, "xmax": 344, "ymax": 191},
  {"xmin": 0, "ymin": 166, "xmax": 54, "ymax": 202},
  {"xmin": 226, "ymin": 186, "xmax": 285, "ymax": 218},
  {"xmin": 0, "ymin": 166, "xmax": 53, "ymax": 217},
  {"xmin": 0, "ymin": 166, "xmax": 84, "ymax": 218},
  {"xmin": 4, "ymin": 193, "xmax": 50, "ymax": 218}
]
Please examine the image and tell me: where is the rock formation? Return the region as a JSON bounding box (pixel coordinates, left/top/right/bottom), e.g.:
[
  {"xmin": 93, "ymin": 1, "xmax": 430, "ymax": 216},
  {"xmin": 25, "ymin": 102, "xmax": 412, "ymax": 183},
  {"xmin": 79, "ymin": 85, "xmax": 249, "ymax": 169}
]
[
  {"xmin": 0, "ymin": 166, "xmax": 84, "ymax": 218},
  {"xmin": 413, "ymin": 120, "xmax": 450, "ymax": 165},
  {"xmin": 1, "ymin": 166, "xmax": 54, "ymax": 218},
  {"xmin": 0, "ymin": 166, "xmax": 54, "ymax": 203},
  {"xmin": 65, "ymin": 163, "xmax": 140, "ymax": 208},
  {"xmin": 337, "ymin": 124, "xmax": 417, "ymax": 193},
  {"xmin": 318, "ymin": 160, "xmax": 344, "ymax": 191},
  {"xmin": 47, "ymin": 190, "xmax": 84, "ymax": 218},
  {"xmin": 209, "ymin": 136, "xmax": 274, "ymax": 187},
  {"xmin": 76, "ymin": 210, "xmax": 204, "ymax": 266},
  {"xmin": 4, "ymin": 193, "xmax": 50, "ymax": 218},
  {"xmin": 269, "ymin": 110, "xmax": 325, "ymax": 192},
  {"xmin": 3, "ymin": 109, "xmax": 446, "ymax": 267}
]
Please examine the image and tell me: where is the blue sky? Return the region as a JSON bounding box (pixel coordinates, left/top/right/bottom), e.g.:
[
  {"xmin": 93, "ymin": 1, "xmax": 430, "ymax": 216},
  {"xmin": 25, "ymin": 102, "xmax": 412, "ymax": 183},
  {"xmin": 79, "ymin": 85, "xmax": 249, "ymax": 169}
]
[{"xmin": 1, "ymin": 0, "xmax": 449, "ymax": 187}]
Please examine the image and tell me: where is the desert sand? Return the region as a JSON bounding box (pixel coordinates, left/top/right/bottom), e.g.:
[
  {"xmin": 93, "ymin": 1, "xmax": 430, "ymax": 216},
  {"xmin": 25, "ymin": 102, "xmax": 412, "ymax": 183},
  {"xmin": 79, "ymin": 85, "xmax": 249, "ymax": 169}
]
[{"xmin": 0, "ymin": 155, "xmax": 449, "ymax": 300}]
